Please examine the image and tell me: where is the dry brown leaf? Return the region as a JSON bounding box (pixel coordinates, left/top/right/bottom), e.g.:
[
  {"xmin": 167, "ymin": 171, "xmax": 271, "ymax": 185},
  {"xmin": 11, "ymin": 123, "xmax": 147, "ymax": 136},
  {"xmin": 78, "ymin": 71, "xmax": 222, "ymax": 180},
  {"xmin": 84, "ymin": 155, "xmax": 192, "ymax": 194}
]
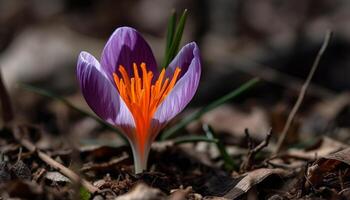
[
  {"xmin": 323, "ymin": 148, "xmax": 350, "ymax": 165},
  {"xmin": 114, "ymin": 183, "xmax": 165, "ymax": 200},
  {"xmin": 223, "ymin": 168, "xmax": 288, "ymax": 199},
  {"xmin": 45, "ymin": 171, "xmax": 70, "ymax": 183},
  {"xmin": 169, "ymin": 186, "xmax": 193, "ymax": 200},
  {"xmin": 308, "ymin": 148, "xmax": 350, "ymax": 183},
  {"xmin": 201, "ymin": 105, "xmax": 270, "ymax": 140},
  {"xmin": 286, "ymin": 136, "xmax": 349, "ymax": 160}
]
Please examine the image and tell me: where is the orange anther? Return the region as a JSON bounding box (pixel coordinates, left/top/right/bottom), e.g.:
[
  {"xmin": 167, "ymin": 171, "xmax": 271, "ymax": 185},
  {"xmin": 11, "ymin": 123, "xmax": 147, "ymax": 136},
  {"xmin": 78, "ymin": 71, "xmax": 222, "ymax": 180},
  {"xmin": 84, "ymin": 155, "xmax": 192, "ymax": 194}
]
[{"xmin": 113, "ymin": 64, "xmax": 181, "ymax": 155}]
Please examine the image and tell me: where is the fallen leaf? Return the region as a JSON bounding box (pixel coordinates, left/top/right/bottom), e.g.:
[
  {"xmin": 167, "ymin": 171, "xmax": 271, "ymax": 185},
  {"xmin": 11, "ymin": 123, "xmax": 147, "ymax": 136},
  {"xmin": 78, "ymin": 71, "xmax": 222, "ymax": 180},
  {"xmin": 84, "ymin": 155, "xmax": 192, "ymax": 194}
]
[
  {"xmin": 114, "ymin": 183, "xmax": 166, "ymax": 200},
  {"xmin": 307, "ymin": 148, "xmax": 350, "ymax": 185},
  {"xmin": 286, "ymin": 136, "xmax": 349, "ymax": 160},
  {"xmin": 169, "ymin": 186, "xmax": 193, "ymax": 200},
  {"xmin": 223, "ymin": 168, "xmax": 288, "ymax": 199},
  {"xmin": 45, "ymin": 171, "xmax": 70, "ymax": 183},
  {"xmin": 201, "ymin": 105, "xmax": 270, "ymax": 140}
]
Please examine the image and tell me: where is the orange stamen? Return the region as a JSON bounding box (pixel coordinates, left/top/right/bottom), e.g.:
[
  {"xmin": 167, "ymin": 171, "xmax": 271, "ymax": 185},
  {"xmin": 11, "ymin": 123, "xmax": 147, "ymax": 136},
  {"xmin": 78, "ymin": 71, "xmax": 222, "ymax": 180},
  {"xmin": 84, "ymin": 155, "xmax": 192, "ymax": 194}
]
[{"xmin": 113, "ymin": 63, "xmax": 181, "ymax": 155}]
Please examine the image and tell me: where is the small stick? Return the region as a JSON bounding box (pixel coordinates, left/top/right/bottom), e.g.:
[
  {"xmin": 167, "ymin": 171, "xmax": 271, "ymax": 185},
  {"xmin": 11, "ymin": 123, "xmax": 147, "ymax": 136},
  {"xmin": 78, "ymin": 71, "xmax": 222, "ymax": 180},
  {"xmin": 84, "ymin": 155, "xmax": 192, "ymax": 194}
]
[
  {"xmin": 248, "ymin": 129, "xmax": 272, "ymax": 155},
  {"xmin": 241, "ymin": 128, "xmax": 272, "ymax": 172},
  {"xmin": 13, "ymin": 127, "xmax": 99, "ymax": 194},
  {"xmin": 17, "ymin": 147, "xmax": 22, "ymax": 162},
  {"xmin": 274, "ymin": 30, "xmax": 332, "ymax": 154}
]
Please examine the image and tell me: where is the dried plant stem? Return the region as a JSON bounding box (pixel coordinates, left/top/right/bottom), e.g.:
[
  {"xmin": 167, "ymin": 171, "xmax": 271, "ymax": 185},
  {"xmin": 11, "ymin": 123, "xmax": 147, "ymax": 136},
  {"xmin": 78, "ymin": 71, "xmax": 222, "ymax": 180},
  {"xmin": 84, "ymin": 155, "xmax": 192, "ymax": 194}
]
[
  {"xmin": 13, "ymin": 127, "xmax": 99, "ymax": 194},
  {"xmin": 274, "ymin": 30, "xmax": 332, "ymax": 154},
  {"xmin": 241, "ymin": 128, "xmax": 272, "ymax": 172}
]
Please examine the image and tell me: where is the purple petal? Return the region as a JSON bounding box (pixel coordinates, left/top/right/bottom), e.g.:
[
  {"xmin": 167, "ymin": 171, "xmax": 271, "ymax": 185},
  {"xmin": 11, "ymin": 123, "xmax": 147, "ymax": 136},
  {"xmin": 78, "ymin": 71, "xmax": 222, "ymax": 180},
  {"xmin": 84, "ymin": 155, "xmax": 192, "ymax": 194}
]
[
  {"xmin": 100, "ymin": 27, "xmax": 158, "ymax": 81},
  {"xmin": 165, "ymin": 42, "xmax": 199, "ymax": 79},
  {"xmin": 154, "ymin": 43, "xmax": 201, "ymax": 125},
  {"xmin": 77, "ymin": 51, "xmax": 135, "ymax": 137}
]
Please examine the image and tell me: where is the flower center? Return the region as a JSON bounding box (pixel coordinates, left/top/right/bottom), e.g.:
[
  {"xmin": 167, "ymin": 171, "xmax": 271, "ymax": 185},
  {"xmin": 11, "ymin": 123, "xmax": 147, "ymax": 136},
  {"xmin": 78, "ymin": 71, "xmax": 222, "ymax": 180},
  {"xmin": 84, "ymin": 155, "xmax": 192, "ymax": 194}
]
[{"xmin": 113, "ymin": 63, "xmax": 181, "ymax": 150}]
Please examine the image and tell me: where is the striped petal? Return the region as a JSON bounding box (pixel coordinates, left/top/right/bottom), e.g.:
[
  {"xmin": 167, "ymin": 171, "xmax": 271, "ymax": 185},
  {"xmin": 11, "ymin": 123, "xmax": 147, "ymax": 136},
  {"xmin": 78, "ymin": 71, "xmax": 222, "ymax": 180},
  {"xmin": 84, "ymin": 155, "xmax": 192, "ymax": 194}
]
[
  {"xmin": 154, "ymin": 42, "xmax": 201, "ymax": 125},
  {"xmin": 100, "ymin": 27, "xmax": 158, "ymax": 82},
  {"xmin": 77, "ymin": 51, "xmax": 135, "ymax": 137}
]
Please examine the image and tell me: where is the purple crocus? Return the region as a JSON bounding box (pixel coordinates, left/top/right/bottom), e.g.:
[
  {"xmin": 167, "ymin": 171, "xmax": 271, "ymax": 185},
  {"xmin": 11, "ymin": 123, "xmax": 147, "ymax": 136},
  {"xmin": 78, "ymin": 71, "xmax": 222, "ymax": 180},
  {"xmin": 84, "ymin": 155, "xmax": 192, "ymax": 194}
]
[{"xmin": 77, "ymin": 27, "xmax": 201, "ymax": 173}]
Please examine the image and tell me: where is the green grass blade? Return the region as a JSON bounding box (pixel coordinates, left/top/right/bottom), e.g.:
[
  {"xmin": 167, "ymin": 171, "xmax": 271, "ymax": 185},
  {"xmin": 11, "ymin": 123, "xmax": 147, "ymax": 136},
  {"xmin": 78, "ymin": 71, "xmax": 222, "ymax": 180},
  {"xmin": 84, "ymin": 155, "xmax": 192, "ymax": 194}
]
[
  {"xmin": 170, "ymin": 9, "xmax": 188, "ymax": 58},
  {"xmin": 79, "ymin": 187, "xmax": 91, "ymax": 200},
  {"xmin": 160, "ymin": 77, "xmax": 260, "ymax": 140},
  {"xmin": 203, "ymin": 124, "xmax": 238, "ymax": 170},
  {"xmin": 163, "ymin": 9, "xmax": 188, "ymax": 68},
  {"xmin": 173, "ymin": 135, "xmax": 218, "ymax": 145},
  {"xmin": 19, "ymin": 83, "xmax": 126, "ymax": 141},
  {"xmin": 163, "ymin": 10, "xmax": 177, "ymax": 67}
]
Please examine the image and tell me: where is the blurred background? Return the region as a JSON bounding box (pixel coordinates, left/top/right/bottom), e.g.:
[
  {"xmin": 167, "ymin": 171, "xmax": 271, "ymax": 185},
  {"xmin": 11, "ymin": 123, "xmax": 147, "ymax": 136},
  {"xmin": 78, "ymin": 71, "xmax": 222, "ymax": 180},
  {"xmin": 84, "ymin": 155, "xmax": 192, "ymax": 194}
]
[{"xmin": 1, "ymin": 0, "xmax": 350, "ymax": 146}]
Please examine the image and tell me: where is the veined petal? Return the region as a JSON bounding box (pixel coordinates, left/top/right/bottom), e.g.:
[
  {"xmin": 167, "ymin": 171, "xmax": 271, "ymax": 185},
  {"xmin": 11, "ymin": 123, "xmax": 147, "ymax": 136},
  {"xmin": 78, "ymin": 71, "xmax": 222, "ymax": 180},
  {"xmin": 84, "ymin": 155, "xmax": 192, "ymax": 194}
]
[
  {"xmin": 77, "ymin": 52, "xmax": 135, "ymax": 137},
  {"xmin": 154, "ymin": 43, "xmax": 201, "ymax": 125},
  {"xmin": 100, "ymin": 27, "xmax": 158, "ymax": 81},
  {"xmin": 165, "ymin": 42, "xmax": 199, "ymax": 79}
]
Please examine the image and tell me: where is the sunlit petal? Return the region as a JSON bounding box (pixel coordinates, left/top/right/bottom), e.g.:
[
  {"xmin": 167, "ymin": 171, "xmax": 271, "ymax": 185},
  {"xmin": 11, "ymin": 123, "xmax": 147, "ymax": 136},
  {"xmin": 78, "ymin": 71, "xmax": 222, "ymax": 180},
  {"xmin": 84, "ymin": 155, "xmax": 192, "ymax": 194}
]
[
  {"xmin": 100, "ymin": 27, "xmax": 158, "ymax": 81},
  {"xmin": 154, "ymin": 42, "xmax": 201, "ymax": 125},
  {"xmin": 77, "ymin": 51, "xmax": 135, "ymax": 138}
]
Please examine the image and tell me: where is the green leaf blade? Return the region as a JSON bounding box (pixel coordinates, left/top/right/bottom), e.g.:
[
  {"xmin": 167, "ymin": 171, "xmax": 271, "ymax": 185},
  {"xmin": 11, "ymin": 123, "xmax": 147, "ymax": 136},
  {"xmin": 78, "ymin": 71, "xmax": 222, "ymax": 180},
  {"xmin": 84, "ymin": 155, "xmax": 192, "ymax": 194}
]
[
  {"xmin": 163, "ymin": 9, "xmax": 188, "ymax": 68},
  {"xmin": 163, "ymin": 10, "xmax": 177, "ymax": 67},
  {"xmin": 203, "ymin": 124, "xmax": 238, "ymax": 171}
]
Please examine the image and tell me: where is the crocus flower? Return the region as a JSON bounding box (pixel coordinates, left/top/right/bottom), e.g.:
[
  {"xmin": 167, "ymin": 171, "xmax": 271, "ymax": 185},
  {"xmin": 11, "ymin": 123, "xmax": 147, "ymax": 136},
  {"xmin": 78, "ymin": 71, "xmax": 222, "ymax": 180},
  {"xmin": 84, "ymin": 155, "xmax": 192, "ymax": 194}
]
[{"xmin": 77, "ymin": 27, "xmax": 201, "ymax": 173}]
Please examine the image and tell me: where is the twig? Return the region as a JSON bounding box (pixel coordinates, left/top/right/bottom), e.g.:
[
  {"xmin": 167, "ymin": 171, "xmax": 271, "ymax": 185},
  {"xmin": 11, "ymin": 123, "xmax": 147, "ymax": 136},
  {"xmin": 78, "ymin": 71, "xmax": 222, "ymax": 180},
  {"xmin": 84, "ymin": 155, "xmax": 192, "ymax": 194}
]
[
  {"xmin": 274, "ymin": 30, "xmax": 332, "ymax": 154},
  {"xmin": 17, "ymin": 147, "xmax": 22, "ymax": 162},
  {"xmin": 265, "ymin": 160, "xmax": 295, "ymax": 169},
  {"xmin": 12, "ymin": 126, "xmax": 99, "ymax": 194},
  {"xmin": 248, "ymin": 129, "xmax": 272, "ymax": 155},
  {"xmin": 245, "ymin": 128, "xmax": 254, "ymax": 150},
  {"xmin": 80, "ymin": 153, "xmax": 129, "ymax": 173},
  {"xmin": 240, "ymin": 128, "xmax": 272, "ymax": 172}
]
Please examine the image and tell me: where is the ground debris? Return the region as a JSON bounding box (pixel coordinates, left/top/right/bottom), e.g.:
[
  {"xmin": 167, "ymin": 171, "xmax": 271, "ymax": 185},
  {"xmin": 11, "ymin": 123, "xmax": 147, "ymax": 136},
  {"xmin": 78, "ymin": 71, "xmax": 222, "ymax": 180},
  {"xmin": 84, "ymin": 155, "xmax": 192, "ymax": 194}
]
[
  {"xmin": 113, "ymin": 183, "xmax": 166, "ymax": 200},
  {"xmin": 11, "ymin": 160, "xmax": 31, "ymax": 180},
  {"xmin": 306, "ymin": 148, "xmax": 350, "ymax": 199},
  {"xmin": 45, "ymin": 171, "xmax": 71, "ymax": 184}
]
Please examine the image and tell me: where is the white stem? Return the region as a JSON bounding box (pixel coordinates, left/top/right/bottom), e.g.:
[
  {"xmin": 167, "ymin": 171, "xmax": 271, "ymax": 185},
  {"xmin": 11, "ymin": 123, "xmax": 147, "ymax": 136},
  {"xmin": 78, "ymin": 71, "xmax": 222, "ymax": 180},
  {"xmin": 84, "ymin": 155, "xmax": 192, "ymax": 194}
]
[{"xmin": 130, "ymin": 142, "xmax": 151, "ymax": 174}]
